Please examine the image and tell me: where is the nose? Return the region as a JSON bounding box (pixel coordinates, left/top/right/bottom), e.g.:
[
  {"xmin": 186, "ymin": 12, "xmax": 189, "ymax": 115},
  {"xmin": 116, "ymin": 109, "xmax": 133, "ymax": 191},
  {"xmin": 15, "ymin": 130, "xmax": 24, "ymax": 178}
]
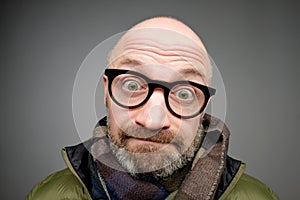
[{"xmin": 135, "ymin": 89, "xmax": 171, "ymax": 131}]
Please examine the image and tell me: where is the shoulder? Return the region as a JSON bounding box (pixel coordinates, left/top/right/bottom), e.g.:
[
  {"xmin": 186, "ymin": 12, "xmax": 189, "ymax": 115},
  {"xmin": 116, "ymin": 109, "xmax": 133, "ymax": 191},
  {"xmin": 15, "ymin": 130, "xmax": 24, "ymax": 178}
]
[
  {"xmin": 26, "ymin": 168, "xmax": 90, "ymax": 200},
  {"xmin": 224, "ymin": 173, "xmax": 279, "ymax": 200}
]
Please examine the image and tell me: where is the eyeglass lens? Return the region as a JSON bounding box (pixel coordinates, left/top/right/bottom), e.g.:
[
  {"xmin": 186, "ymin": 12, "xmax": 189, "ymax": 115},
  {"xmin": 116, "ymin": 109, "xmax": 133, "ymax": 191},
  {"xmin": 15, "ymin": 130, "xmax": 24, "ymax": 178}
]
[{"xmin": 110, "ymin": 73, "xmax": 206, "ymax": 117}]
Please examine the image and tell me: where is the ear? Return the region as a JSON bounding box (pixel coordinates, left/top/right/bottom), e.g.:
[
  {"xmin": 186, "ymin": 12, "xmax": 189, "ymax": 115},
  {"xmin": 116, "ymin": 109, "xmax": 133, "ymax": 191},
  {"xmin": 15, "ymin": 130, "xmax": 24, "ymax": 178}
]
[{"xmin": 103, "ymin": 74, "xmax": 108, "ymax": 106}]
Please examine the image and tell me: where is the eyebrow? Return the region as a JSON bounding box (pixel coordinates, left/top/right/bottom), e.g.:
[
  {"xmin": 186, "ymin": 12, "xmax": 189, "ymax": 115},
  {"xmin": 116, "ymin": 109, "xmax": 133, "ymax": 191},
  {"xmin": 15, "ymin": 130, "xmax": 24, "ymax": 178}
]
[
  {"xmin": 118, "ymin": 58, "xmax": 205, "ymax": 79},
  {"xmin": 178, "ymin": 68, "xmax": 205, "ymax": 79},
  {"xmin": 119, "ymin": 58, "xmax": 143, "ymax": 67}
]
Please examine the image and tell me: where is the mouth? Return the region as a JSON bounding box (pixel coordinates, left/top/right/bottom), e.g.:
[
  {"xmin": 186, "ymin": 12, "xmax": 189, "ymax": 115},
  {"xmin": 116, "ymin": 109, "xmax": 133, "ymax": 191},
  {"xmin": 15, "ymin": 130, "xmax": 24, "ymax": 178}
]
[
  {"xmin": 127, "ymin": 137, "xmax": 175, "ymax": 154},
  {"xmin": 125, "ymin": 136, "xmax": 167, "ymax": 146},
  {"xmin": 121, "ymin": 135, "xmax": 182, "ymax": 154},
  {"xmin": 116, "ymin": 128, "xmax": 181, "ymax": 153}
]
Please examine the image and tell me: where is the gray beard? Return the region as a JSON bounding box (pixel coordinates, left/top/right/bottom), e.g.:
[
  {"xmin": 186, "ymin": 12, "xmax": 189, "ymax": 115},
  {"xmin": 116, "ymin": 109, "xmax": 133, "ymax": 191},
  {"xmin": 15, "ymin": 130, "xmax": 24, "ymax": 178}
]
[
  {"xmin": 109, "ymin": 141, "xmax": 193, "ymax": 179},
  {"xmin": 106, "ymin": 111, "xmax": 205, "ymax": 179}
]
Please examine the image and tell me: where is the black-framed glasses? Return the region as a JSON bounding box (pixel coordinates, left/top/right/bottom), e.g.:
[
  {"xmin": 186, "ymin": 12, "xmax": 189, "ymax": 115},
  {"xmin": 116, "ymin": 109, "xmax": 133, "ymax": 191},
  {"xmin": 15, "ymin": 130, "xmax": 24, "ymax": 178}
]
[{"xmin": 104, "ymin": 69, "xmax": 216, "ymax": 119}]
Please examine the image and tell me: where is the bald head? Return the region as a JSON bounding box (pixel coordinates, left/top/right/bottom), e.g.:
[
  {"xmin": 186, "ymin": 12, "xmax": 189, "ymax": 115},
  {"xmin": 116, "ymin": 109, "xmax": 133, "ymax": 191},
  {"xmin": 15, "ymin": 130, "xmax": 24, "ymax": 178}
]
[
  {"xmin": 130, "ymin": 17, "xmax": 207, "ymax": 51},
  {"xmin": 108, "ymin": 16, "xmax": 212, "ymax": 84}
]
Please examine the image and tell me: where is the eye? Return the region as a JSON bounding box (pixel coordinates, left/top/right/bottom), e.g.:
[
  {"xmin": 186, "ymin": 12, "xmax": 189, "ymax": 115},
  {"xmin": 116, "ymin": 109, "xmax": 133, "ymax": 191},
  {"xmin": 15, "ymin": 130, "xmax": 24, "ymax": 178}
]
[
  {"xmin": 123, "ymin": 80, "xmax": 141, "ymax": 91},
  {"xmin": 175, "ymin": 88, "xmax": 194, "ymax": 100}
]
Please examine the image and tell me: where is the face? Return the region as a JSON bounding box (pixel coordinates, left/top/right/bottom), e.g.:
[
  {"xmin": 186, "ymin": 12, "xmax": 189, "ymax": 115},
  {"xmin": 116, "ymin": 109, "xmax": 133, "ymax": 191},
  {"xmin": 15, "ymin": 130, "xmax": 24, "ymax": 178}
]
[{"xmin": 103, "ymin": 28, "xmax": 211, "ymax": 178}]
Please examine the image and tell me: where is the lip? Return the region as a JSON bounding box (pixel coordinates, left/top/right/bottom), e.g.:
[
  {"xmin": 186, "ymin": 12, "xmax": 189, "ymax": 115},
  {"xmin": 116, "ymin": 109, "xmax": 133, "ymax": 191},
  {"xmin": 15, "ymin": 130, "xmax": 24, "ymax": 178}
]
[
  {"xmin": 124, "ymin": 137, "xmax": 180, "ymax": 153},
  {"xmin": 127, "ymin": 137, "xmax": 166, "ymax": 146}
]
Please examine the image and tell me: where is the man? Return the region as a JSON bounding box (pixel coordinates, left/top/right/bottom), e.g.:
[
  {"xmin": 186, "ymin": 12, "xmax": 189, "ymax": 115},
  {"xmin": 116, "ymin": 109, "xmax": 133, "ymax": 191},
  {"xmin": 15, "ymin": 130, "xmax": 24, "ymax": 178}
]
[{"xmin": 27, "ymin": 17, "xmax": 279, "ymax": 200}]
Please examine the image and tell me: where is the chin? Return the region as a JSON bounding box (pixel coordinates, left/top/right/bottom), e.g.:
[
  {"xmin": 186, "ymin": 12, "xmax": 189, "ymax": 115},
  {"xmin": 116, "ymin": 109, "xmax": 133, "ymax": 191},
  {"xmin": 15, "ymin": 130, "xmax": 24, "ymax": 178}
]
[{"xmin": 110, "ymin": 141, "xmax": 194, "ymax": 179}]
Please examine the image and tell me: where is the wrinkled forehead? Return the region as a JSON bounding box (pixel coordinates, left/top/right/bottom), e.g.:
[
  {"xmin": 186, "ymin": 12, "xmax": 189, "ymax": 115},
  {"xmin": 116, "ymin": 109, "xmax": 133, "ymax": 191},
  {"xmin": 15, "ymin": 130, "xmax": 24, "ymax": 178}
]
[{"xmin": 108, "ymin": 28, "xmax": 212, "ymax": 84}]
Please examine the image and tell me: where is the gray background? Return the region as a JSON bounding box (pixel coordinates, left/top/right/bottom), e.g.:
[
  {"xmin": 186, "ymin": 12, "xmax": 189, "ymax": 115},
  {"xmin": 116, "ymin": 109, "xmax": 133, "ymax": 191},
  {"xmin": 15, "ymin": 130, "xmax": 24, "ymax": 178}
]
[{"xmin": 1, "ymin": 1, "xmax": 299, "ymax": 199}]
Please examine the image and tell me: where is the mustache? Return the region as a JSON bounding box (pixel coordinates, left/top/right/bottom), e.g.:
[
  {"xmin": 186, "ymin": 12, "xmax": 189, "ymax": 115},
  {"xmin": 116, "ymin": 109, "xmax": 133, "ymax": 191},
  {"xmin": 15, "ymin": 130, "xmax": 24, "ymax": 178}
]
[{"xmin": 119, "ymin": 125, "xmax": 180, "ymax": 145}]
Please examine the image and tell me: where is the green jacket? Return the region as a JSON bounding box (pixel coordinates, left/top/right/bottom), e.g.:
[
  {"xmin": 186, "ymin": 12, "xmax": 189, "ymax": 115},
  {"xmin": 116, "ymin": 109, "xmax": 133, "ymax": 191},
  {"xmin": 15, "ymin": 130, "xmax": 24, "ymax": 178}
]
[{"xmin": 27, "ymin": 116, "xmax": 279, "ymax": 200}]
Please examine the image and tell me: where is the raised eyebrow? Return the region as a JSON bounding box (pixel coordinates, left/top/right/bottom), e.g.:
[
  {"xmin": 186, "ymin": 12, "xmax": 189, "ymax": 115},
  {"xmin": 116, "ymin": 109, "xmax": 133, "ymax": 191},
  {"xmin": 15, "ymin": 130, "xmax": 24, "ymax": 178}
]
[
  {"xmin": 119, "ymin": 58, "xmax": 143, "ymax": 67},
  {"xmin": 178, "ymin": 68, "xmax": 205, "ymax": 79}
]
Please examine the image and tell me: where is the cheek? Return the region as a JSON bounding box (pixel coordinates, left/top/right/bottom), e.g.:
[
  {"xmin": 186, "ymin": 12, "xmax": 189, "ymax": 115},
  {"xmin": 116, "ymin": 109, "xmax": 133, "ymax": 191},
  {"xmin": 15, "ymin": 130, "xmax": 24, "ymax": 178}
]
[
  {"xmin": 176, "ymin": 117, "xmax": 201, "ymax": 144},
  {"xmin": 108, "ymin": 100, "xmax": 134, "ymax": 132}
]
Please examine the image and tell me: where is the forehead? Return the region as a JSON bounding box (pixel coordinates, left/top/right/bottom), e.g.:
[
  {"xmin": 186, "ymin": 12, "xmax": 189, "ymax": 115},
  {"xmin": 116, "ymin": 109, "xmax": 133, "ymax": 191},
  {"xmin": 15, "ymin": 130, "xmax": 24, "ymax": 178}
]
[
  {"xmin": 112, "ymin": 56, "xmax": 206, "ymax": 84},
  {"xmin": 109, "ymin": 28, "xmax": 211, "ymax": 84}
]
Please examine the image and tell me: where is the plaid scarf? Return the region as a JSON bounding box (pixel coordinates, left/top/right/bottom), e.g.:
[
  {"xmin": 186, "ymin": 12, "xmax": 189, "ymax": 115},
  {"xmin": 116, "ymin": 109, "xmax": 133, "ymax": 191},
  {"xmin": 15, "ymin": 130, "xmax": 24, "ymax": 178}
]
[{"xmin": 90, "ymin": 114, "xmax": 229, "ymax": 200}]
